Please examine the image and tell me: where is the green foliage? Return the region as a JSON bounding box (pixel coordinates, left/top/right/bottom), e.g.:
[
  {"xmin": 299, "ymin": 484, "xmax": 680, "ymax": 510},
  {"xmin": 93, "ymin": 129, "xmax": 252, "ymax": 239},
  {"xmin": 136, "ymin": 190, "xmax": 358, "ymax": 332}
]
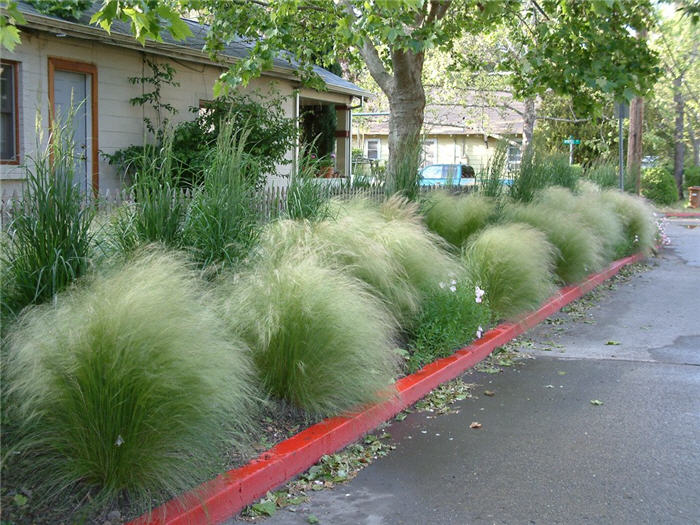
[
  {"xmin": 406, "ymin": 272, "xmax": 491, "ymax": 373},
  {"xmin": 463, "ymin": 223, "xmax": 557, "ymax": 319},
  {"xmin": 1, "ymin": 1, "xmax": 26, "ymax": 51},
  {"xmin": 220, "ymin": 253, "xmax": 399, "ymax": 416},
  {"xmin": 641, "ymin": 166, "xmax": 679, "ymax": 205},
  {"xmin": 171, "ymin": 94, "xmax": 297, "ymax": 187},
  {"xmin": 1, "ymin": 118, "xmax": 94, "ymax": 323},
  {"xmin": 285, "ymin": 145, "xmax": 332, "ymax": 221},
  {"xmin": 108, "ymin": 135, "xmax": 188, "ymax": 253},
  {"xmin": 538, "ymin": 186, "xmax": 624, "ymax": 263},
  {"xmin": 4, "ymin": 250, "xmax": 256, "ymax": 508},
  {"xmin": 27, "ymin": 0, "xmax": 91, "ymax": 20},
  {"xmin": 600, "ymin": 189, "xmax": 656, "ymax": 256},
  {"xmin": 684, "ymin": 165, "xmax": 700, "ymax": 189},
  {"xmin": 510, "ymin": 152, "xmax": 580, "ymax": 202},
  {"xmin": 503, "ymin": 201, "xmax": 604, "ymax": 284},
  {"xmin": 128, "ymin": 59, "xmax": 179, "ymax": 138},
  {"xmin": 422, "ymin": 191, "xmax": 496, "ymax": 248},
  {"xmin": 384, "ymin": 142, "xmax": 420, "ymax": 200},
  {"xmin": 183, "ymin": 123, "xmax": 263, "ymax": 270},
  {"xmin": 478, "ymin": 142, "xmax": 508, "ymax": 198}
]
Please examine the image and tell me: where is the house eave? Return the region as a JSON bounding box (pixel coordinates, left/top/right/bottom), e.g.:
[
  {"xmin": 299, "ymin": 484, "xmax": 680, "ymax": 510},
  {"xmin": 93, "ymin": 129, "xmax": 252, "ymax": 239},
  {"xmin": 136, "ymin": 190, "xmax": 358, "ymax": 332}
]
[{"xmin": 17, "ymin": 12, "xmax": 372, "ymax": 98}]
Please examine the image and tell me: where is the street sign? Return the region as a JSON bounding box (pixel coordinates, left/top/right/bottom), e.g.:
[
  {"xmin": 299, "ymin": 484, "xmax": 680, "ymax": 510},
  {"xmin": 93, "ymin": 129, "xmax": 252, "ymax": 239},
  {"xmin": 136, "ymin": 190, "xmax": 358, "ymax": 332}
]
[{"xmin": 563, "ymin": 138, "xmax": 581, "ymax": 145}]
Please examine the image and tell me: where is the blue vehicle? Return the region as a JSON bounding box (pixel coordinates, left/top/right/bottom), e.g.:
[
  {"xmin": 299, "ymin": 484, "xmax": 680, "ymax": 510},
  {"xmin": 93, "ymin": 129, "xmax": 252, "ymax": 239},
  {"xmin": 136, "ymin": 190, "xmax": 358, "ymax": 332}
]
[{"xmin": 419, "ymin": 164, "xmax": 476, "ymax": 187}]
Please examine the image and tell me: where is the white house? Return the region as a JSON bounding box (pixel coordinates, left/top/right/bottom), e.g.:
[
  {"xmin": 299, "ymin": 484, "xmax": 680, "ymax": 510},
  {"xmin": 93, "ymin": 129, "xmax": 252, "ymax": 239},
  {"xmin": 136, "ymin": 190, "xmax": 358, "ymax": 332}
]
[{"xmin": 0, "ymin": 1, "xmax": 371, "ymax": 195}]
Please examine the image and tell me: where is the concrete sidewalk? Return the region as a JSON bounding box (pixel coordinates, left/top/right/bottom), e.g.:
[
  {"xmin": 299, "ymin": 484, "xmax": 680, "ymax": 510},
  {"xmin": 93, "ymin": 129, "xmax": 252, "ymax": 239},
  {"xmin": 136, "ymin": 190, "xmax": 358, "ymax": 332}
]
[{"xmin": 251, "ymin": 219, "xmax": 700, "ymax": 525}]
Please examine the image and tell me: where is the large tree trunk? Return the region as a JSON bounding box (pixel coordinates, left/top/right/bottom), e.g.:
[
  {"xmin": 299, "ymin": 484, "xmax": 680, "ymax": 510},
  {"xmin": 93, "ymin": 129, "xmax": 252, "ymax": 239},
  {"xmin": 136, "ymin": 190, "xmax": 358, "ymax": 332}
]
[
  {"xmin": 627, "ymin": 96, "xmax": 644, "ymax": 195},
  {"xmin": 384, "ymin": 48, "xmax": 425, "ymax": 194},
  {"xmin": 688, "ymin": 112, "xmax": 699, "ymax": 167},
  {"xmin": 673, "ymin": 75, "xmax": 685, "ymax": 199},
  {"xmin": 521, "ymin": 96, "xmax": 536, "ymax": 155}
]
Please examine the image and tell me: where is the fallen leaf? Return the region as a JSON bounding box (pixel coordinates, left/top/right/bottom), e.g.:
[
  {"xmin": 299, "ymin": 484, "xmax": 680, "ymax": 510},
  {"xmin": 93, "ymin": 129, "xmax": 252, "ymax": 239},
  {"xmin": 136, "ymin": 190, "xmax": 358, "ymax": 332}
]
[
  {"xmin": 251, "ymin": 501, "xmax": 276, "ymax": 517},
  {"xmin": 590, "ymin": 399, "xmax": 604, "ymax": 406},
  {"xmin": 605, "ymin": 341, "xmax": 621, "ymax": 346},
  {"xmin": 307, "ymin": 515, "xmax": 320, "ymax": 524},
  {"xmin": 545, "ymin": 384, "xmax": 554, "ymax": 388},
  {"xmin": 470, "ymin": 421, "xmax": 482, "ymax": 429},
  {"xmin": 557, "ymin": 371, "xmax": 567, "ymax": 376},
  {"xmin": 483, "ymin": 390, "xmax": 495, "ymax": 397}
]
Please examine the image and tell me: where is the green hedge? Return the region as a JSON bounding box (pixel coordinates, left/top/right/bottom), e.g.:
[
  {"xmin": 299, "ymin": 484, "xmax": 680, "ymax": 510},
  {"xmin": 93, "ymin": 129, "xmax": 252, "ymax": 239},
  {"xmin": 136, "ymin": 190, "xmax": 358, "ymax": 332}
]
[{"xmin": 641, "ymin": 167, "xmax": 678, "ymax": 205}]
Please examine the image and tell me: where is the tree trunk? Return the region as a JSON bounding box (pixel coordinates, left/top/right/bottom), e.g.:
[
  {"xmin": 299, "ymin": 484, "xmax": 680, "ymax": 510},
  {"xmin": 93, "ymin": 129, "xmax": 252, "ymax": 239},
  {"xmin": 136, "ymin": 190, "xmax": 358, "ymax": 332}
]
[
  {"xmin": 626, "ymin": 96, "xmax": 644, "ymax": 195},
  {"xmin": 688, "ymin": 114, "xmax": 699, "ymax": 167},
  {"xmin": 673, "ymin": 75, "xmax": 685, "ymax": 199},
  {"xmin": 521, "ymin": 96, "xmax": 536, "ymax": 155},
  {"xmin": 384, "ymin": 48, "xmax": 426, "ymax": 193}
]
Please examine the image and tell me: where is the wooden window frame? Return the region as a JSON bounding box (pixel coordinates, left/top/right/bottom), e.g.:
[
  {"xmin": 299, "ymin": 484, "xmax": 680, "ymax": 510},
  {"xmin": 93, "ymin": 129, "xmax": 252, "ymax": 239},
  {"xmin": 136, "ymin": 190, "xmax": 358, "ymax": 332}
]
[
  {"xmin": 48, "ymin": 57, "xmax": 99, "ymax": 194},
  {"xmin": 366, "ymin": 138, "xmax": 380, "ymax": 160},
  {"xmin": 0, "ymin": 59, "xmax": 20, "ymax": 165}
]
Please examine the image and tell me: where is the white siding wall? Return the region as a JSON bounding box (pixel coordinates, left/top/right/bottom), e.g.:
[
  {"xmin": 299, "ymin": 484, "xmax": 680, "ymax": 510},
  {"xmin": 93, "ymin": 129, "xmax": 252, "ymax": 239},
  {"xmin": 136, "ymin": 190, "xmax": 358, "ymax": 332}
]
[{"xmin": 0, "ymin": 29, "xmax": 316, "ymax": 194}]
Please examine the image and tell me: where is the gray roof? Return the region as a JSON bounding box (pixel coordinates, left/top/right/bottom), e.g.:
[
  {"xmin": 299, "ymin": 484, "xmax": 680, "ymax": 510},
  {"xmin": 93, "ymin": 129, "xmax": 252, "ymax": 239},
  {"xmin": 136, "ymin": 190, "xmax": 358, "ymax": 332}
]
[{"xmin": 16, "ymin": 1, "xmax": 371, "ymax": 98}]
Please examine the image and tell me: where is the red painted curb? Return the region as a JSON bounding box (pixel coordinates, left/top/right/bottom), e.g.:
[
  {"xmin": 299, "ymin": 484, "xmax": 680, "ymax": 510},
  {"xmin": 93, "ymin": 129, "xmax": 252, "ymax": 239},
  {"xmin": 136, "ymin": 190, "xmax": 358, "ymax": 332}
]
[
  {"xmin": 129, "ymin": 252, "xmax": 646, "ymax": 525},
  {"xmin": 664, "ymin": 211, "xmax": 700, "ymax": 218}
]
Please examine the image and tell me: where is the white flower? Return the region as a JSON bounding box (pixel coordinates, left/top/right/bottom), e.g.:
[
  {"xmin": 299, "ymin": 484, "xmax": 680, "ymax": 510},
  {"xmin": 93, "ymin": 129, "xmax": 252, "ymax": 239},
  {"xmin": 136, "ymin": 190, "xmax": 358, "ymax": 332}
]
[
  {"xmin": 475, "ymin": 285, "xmax": 485, "ymax": 303},
  {"xmin": 115, "ymin": 435, "xmax": 125, "ymax": 447},
  {"xmin": 450, "ymin": 279, "xmax": 457, "ymax": 286},
  {"xmin": 476, "ymin": 326, "xmax": 483, "ymax": 338},
  {"xmin": 449, "ymin": 285, "xmax": 457, "ymax": 293},
  {"xmin": 439, "ymin": 282, "xmax": 446, "ymax": 289}
]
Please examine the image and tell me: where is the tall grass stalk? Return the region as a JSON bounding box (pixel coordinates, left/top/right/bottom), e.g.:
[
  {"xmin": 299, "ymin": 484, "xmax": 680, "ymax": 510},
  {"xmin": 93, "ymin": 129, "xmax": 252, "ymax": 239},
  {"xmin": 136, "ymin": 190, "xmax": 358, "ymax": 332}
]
[
  {"xmin": 4, "ymin": 250, "xmax": 256, "ymax": 510},
  {"xmin": 220, "ymin": 252, "xmax": 399, "ymax": 416},
  {"xmin": 285, "ymin": 143, "xmax": 332, "ymax": 221},
  {"xmin": 503, "ymin": 202, "xmax": 604, "ymax": 284},
  {"xmin": 463, "ymin": 223, "xmax": 557, "ymax": 319},
  {"xmin": 385, "ymin": 141, "xmax": 421, "ymax": 201},
  {"xmin": 1, "ymin": 115, "xmax": 94, "ymax": 322},
  {"xmin": 510, "ymin": 152, "xmax": 579, "ymax": 202},
  {"xmin": 478, "ymin": 142, "xmax": 508, "ymax": 198},
  {"xmin": 184, "ymin": 120, "xmax": 263, "ymax": 270},
  {"xmin": 422, "ymin": 191, "xmax": 496, "ymax": 248},
  {"xmin": 109, "ymin": 132, "xmax": 187, "ymax": 253}
]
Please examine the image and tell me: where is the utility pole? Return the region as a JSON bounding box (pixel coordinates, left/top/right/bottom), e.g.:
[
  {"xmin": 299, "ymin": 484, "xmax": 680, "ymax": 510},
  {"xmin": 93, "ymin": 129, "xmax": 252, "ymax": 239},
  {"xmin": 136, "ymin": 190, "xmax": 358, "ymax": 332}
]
[{"xmin": 627, "ymin": 28, "xmax": 647, "ymax": 195}]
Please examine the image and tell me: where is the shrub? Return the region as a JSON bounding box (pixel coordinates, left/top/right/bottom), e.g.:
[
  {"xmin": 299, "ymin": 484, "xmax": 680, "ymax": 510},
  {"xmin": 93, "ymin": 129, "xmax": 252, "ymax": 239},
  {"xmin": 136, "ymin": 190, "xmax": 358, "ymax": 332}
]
[
  {"xmin": 641, "ymin": 167, "xmax": 679, "ymax": 205},
  {"xmin": 285, "ymin": 145, "xmax": 332, "ymax": 221},
  {"xmin": 220, "ymin": 253, "xmax": 399, "ymax": 416},
  {"xmin": 4, "ymin": 250, "xmax": 256, "ymax": 509},
  {"xmin": 183, "ymin": 122, "xmax": 263, "ymax": 270},
  {"xmin": 478, "ymin": 142, "xmax": 508, "ymax": 198},
  {"xmin": 1, "ymin": 117, "xmax": 94, "ymax": 323},
  {"xmin": 585, "ymin": 160, "xmax": 636, "ymax": 192},
  {"xmin": 422, "ymin": 191, "xmax": 496, "ymax": 248},
  {"xmin": 600, "ymin": 189, "xmax": 656, "ymax": 257},
  {"xmin": 503, "ymin": 202, "xmax": 604, "ymax": 284},
  {"xmin": 463, "ymin": 223, "xmax": 557, "ymax": 319},
  {"xmin": 535, "ymin": 186, "xmax": 624, "ymax": 264},
  {"xmin": 384, "ymin": 141, "xmax": 421, "ymax": 200},
  {"xmin": 406, "ymin": 270, "xmax": 491, "ymax": 373},
  {"xmin": 684, "ymin": 165, "xmax": 700, "ymax": 189}
]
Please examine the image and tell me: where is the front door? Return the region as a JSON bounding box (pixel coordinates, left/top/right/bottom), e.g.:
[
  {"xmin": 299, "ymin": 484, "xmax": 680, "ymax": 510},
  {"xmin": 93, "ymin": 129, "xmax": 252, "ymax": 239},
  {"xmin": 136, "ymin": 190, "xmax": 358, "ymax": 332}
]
[{"xmin": 49, "ymin": 58, "xmax": 98, "ymax": 193}]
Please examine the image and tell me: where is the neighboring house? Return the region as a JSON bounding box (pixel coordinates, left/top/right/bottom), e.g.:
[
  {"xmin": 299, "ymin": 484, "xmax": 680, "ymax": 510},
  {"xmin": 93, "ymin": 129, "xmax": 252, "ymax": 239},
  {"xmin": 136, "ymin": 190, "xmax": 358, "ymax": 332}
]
[
  {"xmin": 0, "ymin": 1, "xmax": 371, "ymax": 195},
  {"xmin": 353, "ymin": 93, "xmax": 524, "ymax": 172}
]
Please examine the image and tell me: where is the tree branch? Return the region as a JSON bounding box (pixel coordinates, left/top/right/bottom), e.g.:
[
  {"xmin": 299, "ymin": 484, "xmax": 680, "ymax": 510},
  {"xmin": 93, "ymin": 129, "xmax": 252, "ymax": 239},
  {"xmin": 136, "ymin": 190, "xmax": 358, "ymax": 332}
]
[{"xmin": 341, "ymin": 0, "xmax": 393, "ymax": 93}]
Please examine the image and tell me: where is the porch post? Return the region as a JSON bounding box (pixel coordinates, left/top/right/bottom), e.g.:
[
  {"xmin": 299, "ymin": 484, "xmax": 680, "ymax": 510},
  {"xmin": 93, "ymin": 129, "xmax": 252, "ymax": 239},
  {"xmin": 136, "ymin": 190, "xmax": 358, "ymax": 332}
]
[{"xmin": 335, "ymin": 104, "xmax": 351, "ymax": 177}]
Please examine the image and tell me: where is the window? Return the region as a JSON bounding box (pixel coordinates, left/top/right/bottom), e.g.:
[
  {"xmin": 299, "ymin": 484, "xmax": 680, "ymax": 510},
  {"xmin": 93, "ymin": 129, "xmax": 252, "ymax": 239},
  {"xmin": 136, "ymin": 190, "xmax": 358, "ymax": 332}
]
[
  {"xmin": 366, "ymin": 139, "xmax": 380, "ymax": 160},
  {"xmin": 507, "ymin": 144, "xmax": 522, "ymax": 172},
  {"xmin": 1, "ymin": 60, "xmax": 19, "ymax": 164},
  {"xmin": 421, "ymin": 138, "xmax": 437, "ymax": 167},
  {"xmin": 421, "ymin": 165, "xmax": 443, "ymax": 179}
]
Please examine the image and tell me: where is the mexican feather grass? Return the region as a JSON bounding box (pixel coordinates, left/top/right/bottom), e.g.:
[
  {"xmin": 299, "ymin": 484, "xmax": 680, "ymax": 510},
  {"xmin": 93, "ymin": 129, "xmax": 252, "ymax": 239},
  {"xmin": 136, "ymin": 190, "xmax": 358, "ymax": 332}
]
[{"xmin": 4, "ymin": 250, "xmax": 257, "ymax": 510}]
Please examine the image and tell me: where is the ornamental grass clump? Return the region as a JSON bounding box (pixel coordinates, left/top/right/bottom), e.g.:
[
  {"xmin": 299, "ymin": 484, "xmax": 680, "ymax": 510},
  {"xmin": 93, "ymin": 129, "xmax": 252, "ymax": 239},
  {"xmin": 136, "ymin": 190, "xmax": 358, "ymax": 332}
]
[
  {"xmin": 599, "ymin": 189, "xmax": 656, "ymax": 257},
  {"xmin": 422, "ymin": 191, "xmax": 497, "ymax": 248},
  {"xmin": 463, "ymin": 224, "xmax": 557, "ymax": 319},
  {"xmin": 503, "ymin": 202, "xmax": 604, "ymax": 284},
  {"xmin": 534, "ymin": 186, "xmax": 624, "ymax": 264},
  {"xmin": 4, "ymin": 251, "xmax": 256, "ymax": 510},
  {"xmin": 221, "ymin": 253, "xmax": 399, "ymax": 416}
]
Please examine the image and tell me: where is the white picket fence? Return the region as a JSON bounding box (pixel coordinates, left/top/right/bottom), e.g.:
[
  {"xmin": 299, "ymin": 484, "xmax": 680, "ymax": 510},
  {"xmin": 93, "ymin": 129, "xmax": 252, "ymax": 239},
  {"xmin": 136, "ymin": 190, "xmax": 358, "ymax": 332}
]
[{"xmin": 1, "ymin": 180, "xmax": 466, "ymax": 228}]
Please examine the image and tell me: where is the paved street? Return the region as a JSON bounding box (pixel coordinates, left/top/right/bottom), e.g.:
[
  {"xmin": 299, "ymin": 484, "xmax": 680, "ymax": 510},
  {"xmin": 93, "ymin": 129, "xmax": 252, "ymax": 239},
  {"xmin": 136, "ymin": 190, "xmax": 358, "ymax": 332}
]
[{"xmin": 252, "ymin": 218, "xmax": 700, "ymax": 525}]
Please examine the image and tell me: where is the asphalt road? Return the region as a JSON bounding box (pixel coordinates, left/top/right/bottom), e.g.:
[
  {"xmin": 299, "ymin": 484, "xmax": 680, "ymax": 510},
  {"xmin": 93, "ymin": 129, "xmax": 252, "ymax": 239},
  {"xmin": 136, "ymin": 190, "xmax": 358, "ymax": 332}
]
[{"xmin": 249, "ymin": 218, "xmax": 700, "ymax": 525}]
